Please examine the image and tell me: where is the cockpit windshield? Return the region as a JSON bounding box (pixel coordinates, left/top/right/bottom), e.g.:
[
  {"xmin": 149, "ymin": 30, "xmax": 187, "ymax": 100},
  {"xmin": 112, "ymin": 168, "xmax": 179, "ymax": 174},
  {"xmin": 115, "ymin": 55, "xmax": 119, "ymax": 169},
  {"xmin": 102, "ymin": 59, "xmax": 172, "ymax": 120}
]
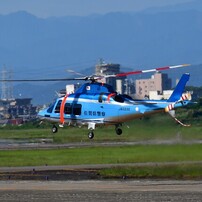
[{"xmin": 47, "ymin": 101, "xmax": 57, "ymax": 113}]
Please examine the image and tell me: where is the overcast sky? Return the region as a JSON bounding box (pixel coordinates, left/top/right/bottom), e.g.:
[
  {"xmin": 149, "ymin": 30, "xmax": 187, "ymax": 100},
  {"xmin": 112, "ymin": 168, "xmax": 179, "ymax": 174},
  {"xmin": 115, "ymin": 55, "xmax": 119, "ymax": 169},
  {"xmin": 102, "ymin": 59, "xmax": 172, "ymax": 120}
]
[{"xmin": 0, "ymin": 0, "xmax": 194, "ymax": 18}]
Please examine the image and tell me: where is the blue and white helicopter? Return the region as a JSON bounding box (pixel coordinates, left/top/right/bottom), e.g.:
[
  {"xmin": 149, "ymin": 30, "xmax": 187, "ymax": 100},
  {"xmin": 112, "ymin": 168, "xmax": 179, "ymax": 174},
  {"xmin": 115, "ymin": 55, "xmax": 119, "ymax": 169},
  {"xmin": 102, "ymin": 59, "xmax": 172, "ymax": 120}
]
[{"xmin": 35, "ymin": 64, "xmax": 191, "ymax": 139}]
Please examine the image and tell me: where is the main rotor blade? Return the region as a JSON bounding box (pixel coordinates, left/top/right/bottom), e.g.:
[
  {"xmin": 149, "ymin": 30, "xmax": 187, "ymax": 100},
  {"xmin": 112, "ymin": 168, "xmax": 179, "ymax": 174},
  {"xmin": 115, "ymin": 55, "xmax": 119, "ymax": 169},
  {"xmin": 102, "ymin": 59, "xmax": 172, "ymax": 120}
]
[
  {"xmin": 66, "ymin": 69, "xmax": 86, "ymax": 76},
  {"xmin": 0, "ymin": 78, "xmax": 86, "ymax": 82},
  {"xmin": 115, "ymin": 64, "xmax": 190, "ymax": 77},
  {"xmin": 0, "ymin": 64, "xmax": 190, "ymax": 82}
]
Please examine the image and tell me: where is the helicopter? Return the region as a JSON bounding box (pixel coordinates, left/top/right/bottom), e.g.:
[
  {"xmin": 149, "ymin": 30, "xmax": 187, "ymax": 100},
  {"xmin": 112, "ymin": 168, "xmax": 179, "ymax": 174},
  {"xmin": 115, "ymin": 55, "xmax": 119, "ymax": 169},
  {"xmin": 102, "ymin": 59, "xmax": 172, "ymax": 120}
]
[
  {"xmin": 1, "ymin": 64, "xmax": 191, "ymax": 139},
  {"xmin": 37, "ymin": 64, "xmax": 191, "ymax": 139}
]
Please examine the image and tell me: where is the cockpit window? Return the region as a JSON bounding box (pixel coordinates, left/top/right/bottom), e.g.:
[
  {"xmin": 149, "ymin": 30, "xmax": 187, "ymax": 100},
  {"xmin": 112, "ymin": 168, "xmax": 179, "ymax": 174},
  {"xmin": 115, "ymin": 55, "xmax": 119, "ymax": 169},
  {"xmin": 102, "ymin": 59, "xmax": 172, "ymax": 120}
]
[
  {"xmin": 47, "ymin": 101, "xmax": 56, "ymax": 113},
  {"xmin": 114, "ymin": 95, "xmax": 124, "ymax": 103},
  {"xmin": 122, "ymin": 94, "xmax": 133, "ymax": 100}
]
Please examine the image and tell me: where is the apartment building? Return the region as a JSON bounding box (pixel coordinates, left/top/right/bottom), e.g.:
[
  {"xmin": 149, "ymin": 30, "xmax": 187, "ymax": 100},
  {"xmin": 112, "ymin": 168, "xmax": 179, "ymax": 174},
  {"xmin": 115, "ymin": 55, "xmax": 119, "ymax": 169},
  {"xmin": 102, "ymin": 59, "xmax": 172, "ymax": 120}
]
[{"xmin": 135, "ymin": 72, "xmax": 172, "ymax": 99}]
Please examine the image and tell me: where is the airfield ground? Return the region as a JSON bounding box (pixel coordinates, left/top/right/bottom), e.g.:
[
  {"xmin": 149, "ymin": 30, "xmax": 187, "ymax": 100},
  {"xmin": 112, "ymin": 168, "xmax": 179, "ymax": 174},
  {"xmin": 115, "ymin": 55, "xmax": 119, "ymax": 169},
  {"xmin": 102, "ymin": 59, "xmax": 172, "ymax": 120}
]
[
  {"xmin": 0, "ymin": 180, "xmax": 202, "ymax": 202},
  {"xmin": 0, "ymin": 115, "xmax": 202, "ymax": 201}
]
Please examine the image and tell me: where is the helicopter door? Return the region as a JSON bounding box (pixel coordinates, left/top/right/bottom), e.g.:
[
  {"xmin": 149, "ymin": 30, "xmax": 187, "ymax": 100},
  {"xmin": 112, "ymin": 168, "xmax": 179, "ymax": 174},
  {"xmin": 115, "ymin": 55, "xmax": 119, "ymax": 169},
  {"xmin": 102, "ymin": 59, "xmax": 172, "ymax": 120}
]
[
  {"xmin": 72, "ymin": 104, "xmax": 82, "ymax": 116},
  {"xmin": 64, "ymin": 103, "xmax": 72, "ymax": 114}
]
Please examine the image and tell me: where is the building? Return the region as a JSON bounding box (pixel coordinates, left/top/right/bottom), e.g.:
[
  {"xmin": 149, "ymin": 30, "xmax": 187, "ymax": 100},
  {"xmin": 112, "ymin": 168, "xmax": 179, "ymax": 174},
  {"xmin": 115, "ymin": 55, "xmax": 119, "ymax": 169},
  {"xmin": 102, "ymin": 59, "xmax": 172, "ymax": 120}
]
[
  {"xmin": 95, "ymin": 59, "xmax": 126, "ymax": 94},
  {"xmin": 135, "ymin": 72, "xmax": 172, "ymax": 99},
  {"xmin": 57, "ymin": 83, "xmax": 82, "ymax": 97},
  {"xmin": 149, "ymin": 90, "xmax": 173, "ymax": 100},
  {"xmin": 0, "ymin": 98, "xmax": 37, "ymax": 124},
  {"xmin": 0, "ymin": 67, "xmax": 38, "ymax": 123}
]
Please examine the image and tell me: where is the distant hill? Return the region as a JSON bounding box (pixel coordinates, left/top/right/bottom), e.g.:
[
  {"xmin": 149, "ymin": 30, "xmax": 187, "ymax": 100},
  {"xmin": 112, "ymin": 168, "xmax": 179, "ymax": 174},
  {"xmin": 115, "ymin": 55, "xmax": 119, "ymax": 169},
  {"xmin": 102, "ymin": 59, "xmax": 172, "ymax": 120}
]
[
  {"xmin": 0, "ymin": 6, "xmax": 202, "ymax": 71},
  {"xmin": 143, "ymin": 0, "xmax": 202, "ymax": 13},
  {"xmin": 0, "ymin": 0, "xmax": 202, "ymax": 104}
]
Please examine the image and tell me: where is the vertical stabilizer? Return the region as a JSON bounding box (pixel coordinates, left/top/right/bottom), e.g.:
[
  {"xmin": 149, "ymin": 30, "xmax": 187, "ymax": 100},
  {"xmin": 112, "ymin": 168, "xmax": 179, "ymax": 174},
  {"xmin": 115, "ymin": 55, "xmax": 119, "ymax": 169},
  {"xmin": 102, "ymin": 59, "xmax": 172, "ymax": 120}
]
[{"xmin": 167, "ymin": 73, "xmax": 190, "ymax": 102}]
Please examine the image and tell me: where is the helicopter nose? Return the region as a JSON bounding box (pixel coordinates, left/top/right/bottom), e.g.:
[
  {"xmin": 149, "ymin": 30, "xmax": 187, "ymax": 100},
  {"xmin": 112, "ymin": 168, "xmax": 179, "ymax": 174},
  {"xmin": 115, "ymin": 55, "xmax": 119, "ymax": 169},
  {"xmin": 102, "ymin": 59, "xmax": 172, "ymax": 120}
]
[{"xmin": 37, "ymin": 109, "xmax": 47, "ymax": 119}]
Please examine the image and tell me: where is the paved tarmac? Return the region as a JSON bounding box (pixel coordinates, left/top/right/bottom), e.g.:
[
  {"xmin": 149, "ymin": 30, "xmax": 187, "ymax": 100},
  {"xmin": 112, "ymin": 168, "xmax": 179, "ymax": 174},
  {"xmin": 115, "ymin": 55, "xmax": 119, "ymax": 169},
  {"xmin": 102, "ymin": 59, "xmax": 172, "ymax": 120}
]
[
  {"xmin": 0, "ymin": 180, "xmax": 202, "ymax": 201},
  {"xmin": 1, "ymin": 139, "xmax": 202, "ymax": 150}
]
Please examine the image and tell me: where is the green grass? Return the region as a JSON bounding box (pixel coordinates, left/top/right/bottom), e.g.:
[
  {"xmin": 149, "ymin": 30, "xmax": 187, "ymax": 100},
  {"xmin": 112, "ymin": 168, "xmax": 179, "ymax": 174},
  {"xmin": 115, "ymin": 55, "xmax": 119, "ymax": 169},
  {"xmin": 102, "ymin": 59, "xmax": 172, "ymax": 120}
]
[
  {"xmin": 0, "ymin": 128, "xmax": 52, "ymax": 139},
  {"xmin": 99, "ymin": 164, "xmax": 202, "ymax": 179},
  {"xmin": 0, "ymin": 144, "xmax": 202, "ymax": 167}
]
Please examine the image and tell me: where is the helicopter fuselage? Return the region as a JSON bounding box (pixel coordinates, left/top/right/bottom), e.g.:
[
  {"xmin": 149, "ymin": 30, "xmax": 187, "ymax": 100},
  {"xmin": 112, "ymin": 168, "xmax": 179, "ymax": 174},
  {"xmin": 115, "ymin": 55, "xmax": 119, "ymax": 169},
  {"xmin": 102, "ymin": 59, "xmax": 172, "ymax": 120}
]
[{"xmin": 38, "ymin": 89, "xmax": 188, "ymax": 126}]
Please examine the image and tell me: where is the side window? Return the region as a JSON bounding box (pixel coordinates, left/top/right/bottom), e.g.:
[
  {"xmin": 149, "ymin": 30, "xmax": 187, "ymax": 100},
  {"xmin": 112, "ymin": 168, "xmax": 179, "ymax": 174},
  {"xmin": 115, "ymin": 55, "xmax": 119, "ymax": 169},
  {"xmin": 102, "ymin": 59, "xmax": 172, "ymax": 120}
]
[
  {"xmin": 64, "ymin": 103, "xmax": 72, "ymax": 114},
  {"xmin": 73, "ymin": 104, "xmax": 82, "ymax": 115},
  {"xmin": 54, "ymin": 100, "xmax": 62, "ymax": 113},
  {"xmin": 54, "ymin": 101, "xmax": 82, "ymax": 115}
]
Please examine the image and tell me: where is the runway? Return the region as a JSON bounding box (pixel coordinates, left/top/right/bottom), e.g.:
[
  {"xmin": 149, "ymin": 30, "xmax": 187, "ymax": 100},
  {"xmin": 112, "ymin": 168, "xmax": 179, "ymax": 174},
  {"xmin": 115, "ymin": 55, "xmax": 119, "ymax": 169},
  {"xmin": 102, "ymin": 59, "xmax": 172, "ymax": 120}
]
[{"xmin": 0, "ymin": 180, "xmax": 202, "ymax": 201}]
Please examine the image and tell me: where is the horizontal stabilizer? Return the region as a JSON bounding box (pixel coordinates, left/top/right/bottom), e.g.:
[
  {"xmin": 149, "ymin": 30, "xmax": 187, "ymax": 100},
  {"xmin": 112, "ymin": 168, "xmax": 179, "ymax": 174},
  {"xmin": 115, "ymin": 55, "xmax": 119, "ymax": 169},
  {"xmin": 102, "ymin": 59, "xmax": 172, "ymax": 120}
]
[{"xmin": 167, "ymin": 73, "xmax": 190, "ymax": 102}]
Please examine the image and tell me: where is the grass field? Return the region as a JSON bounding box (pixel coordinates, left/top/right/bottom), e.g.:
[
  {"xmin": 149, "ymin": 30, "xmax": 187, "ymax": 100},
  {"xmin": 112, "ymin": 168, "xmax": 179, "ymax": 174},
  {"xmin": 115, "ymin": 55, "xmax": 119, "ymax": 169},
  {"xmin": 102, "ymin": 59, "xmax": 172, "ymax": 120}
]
[
  {"xmin": 99, "ymin": 164, "xmax": 202, "ymax": 179},
  {"xmin": 0, "ymin": 144, "xmax": 202, "ymax": 178},
  {"xmin": 0, "ymin": 144, "xmax": 202, "ymax": 167}
]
